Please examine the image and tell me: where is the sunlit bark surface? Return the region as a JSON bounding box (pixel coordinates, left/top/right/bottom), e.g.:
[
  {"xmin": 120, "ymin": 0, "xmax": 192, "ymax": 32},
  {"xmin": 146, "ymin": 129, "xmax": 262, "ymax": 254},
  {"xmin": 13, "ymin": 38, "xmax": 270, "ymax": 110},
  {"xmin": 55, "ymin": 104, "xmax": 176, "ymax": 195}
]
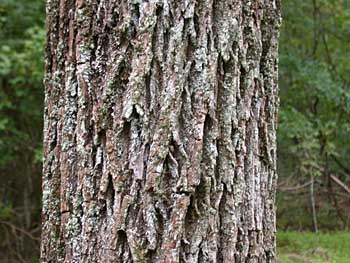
[{"xmin": 41, "ymin": 0, "xmax": 281, "ymax": 262}]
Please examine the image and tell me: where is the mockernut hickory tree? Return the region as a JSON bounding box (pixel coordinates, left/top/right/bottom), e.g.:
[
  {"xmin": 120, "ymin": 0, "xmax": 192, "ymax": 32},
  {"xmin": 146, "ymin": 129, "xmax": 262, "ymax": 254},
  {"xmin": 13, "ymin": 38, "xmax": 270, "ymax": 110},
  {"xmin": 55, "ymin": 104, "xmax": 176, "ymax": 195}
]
[{"xmin": 41, "ymin": 0, "xmax": 281, "ymax": 262}]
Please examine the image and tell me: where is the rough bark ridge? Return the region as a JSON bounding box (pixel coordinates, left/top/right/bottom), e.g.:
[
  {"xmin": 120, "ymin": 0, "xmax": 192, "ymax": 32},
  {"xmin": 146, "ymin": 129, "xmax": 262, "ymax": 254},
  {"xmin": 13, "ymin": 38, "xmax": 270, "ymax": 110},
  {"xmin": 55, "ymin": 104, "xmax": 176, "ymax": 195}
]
[{"xmin": 41, "ymin": 0, "xmax": 281, "ymax": 262}]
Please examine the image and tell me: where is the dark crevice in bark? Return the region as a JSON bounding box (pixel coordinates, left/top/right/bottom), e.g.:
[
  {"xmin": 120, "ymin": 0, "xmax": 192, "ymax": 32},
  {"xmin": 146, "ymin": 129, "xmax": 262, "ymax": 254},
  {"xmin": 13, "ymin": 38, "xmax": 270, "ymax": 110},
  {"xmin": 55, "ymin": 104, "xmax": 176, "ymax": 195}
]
[
  {"xmin": 193, "ymin": 10, "xmax": 200, "ymax": 40},
  {"xmin": 160, "ymin": 156, "xmax": 174, "ymax": 197},
  {"xmin": 131, "ymin": 3, "xmax": 140, "ymax": 27},
  {"xmin": 239, "ymin": 64, "xmax": 247, "ymax": 99},
  {"xmin": 145, "ymin": 70, "xmax": 152, "ymax": 111},
  {"xmin": 217, "ymin": 183, "xmax": 227, "ymax": 262},
  {"xmin": 116, "ymin": 229, "xmax": 129, "ymax": 261},
  {"xmin": 106, "ymin": 173, "xmax": 115, "ymax": 213}
]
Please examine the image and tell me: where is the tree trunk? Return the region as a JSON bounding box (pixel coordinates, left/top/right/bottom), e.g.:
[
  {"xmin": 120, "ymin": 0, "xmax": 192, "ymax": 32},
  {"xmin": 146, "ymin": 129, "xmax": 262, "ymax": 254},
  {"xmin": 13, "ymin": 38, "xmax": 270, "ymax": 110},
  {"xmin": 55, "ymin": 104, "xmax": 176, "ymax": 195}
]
[{"xmin": 41, "ymin": 0, "xmax": 281, "ymax": 262}]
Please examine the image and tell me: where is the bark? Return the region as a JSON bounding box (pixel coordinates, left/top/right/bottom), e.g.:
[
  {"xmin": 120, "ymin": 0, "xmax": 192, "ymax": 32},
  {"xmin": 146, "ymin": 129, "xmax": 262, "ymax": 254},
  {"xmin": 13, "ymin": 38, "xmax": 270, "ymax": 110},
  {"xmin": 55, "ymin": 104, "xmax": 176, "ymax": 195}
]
[{"xmin": 41, "ymin": 0, "xmax": 281, "ymax": 262}]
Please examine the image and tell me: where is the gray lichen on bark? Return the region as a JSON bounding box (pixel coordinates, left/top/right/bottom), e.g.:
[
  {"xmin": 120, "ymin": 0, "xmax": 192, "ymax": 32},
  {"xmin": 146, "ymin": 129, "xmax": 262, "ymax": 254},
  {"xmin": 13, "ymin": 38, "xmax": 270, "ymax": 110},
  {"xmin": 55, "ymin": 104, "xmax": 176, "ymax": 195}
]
[{"xmin": 41, "ymin": 0, "xmax": 281, "ymax": 262}]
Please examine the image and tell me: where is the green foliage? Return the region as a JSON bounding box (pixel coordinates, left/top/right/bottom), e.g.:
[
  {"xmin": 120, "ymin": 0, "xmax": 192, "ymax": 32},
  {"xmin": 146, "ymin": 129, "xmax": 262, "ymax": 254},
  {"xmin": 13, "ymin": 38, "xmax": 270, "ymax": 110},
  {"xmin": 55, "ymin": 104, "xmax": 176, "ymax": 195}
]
[
  {"xmin": 0, "ymin": 202, "xmax": 13, "ymax": 220},
  {"xmin": 279, "ymin": 0, "xmax": 350, "ymax": 163},
  {"xmin": 0, "ymin": 25, "xmax": 45, "ymax": 166},
  {"xmin": 278, "ymin": 0, "xmax": 350, "ymax": 230},
  {"xmin": 0, "ymin": 0, "xmax": 44, "ymax": 46},
  {"xmin": 0, "ymin": 0, "xmax": 45, "ymax": 261},
  {"xmin": 0, "ymin": 3, "xmax": 45, "ymax": 170}
]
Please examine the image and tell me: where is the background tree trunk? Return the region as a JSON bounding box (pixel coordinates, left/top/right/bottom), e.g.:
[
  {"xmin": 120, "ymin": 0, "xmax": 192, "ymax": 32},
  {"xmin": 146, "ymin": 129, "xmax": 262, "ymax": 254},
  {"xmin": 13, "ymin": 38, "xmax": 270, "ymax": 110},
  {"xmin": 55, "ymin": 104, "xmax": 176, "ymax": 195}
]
[{"xmin": 41, "ymin": 0, "xmax": 281, "ymax": 262}]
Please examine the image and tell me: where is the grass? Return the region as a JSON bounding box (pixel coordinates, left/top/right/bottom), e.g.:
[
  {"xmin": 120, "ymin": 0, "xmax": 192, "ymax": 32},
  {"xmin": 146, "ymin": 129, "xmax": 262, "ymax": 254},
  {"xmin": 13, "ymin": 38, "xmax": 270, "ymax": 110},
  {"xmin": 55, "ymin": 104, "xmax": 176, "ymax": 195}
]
[{"xmin": 277, "ymin": 232, "xmax": 350, "ymax": 263}]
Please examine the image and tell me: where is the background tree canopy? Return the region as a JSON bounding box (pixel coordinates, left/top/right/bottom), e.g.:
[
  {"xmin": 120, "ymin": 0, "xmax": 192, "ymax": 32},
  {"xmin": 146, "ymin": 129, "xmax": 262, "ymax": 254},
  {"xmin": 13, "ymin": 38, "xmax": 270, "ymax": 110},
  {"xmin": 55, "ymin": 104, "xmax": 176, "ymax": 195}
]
[
  {"xmin": 0, "ymin": 0, "xmax": 45, "ymax": 261},
  {"xmin": 0, "ymin": 0, "xmax": 349, "ymax": 262},
  {"xmin": 278, "ymin": 0, "xmax": 350, "ymax": 231}
]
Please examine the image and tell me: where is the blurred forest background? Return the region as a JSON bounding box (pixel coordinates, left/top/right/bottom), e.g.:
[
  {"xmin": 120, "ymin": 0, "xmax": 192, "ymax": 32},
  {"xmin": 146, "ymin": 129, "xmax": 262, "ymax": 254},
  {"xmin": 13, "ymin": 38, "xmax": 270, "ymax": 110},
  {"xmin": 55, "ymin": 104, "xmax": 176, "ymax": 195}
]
[{"xmin": 1, "ymin": 0, "xmax": 350, "ymax": 262}]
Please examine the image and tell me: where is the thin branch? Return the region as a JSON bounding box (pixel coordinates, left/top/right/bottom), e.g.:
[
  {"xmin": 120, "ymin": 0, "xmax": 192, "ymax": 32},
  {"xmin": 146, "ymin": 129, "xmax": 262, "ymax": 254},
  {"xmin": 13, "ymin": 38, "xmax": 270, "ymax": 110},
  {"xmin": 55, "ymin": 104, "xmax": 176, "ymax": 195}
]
[
  {"xmin": 0, "ymin": 220, "xmax": 40, "ymax": 243},
  {"xmin": 279, "ymin": 180, "xmax": 313, "ymax": 192},
  {"xmin": 330, "ymin": 174, "xmax": 350, "ymax": 194},
  {"xmin": 310, "ymin": 176, "xmax": 318, "ymax": 233}
]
